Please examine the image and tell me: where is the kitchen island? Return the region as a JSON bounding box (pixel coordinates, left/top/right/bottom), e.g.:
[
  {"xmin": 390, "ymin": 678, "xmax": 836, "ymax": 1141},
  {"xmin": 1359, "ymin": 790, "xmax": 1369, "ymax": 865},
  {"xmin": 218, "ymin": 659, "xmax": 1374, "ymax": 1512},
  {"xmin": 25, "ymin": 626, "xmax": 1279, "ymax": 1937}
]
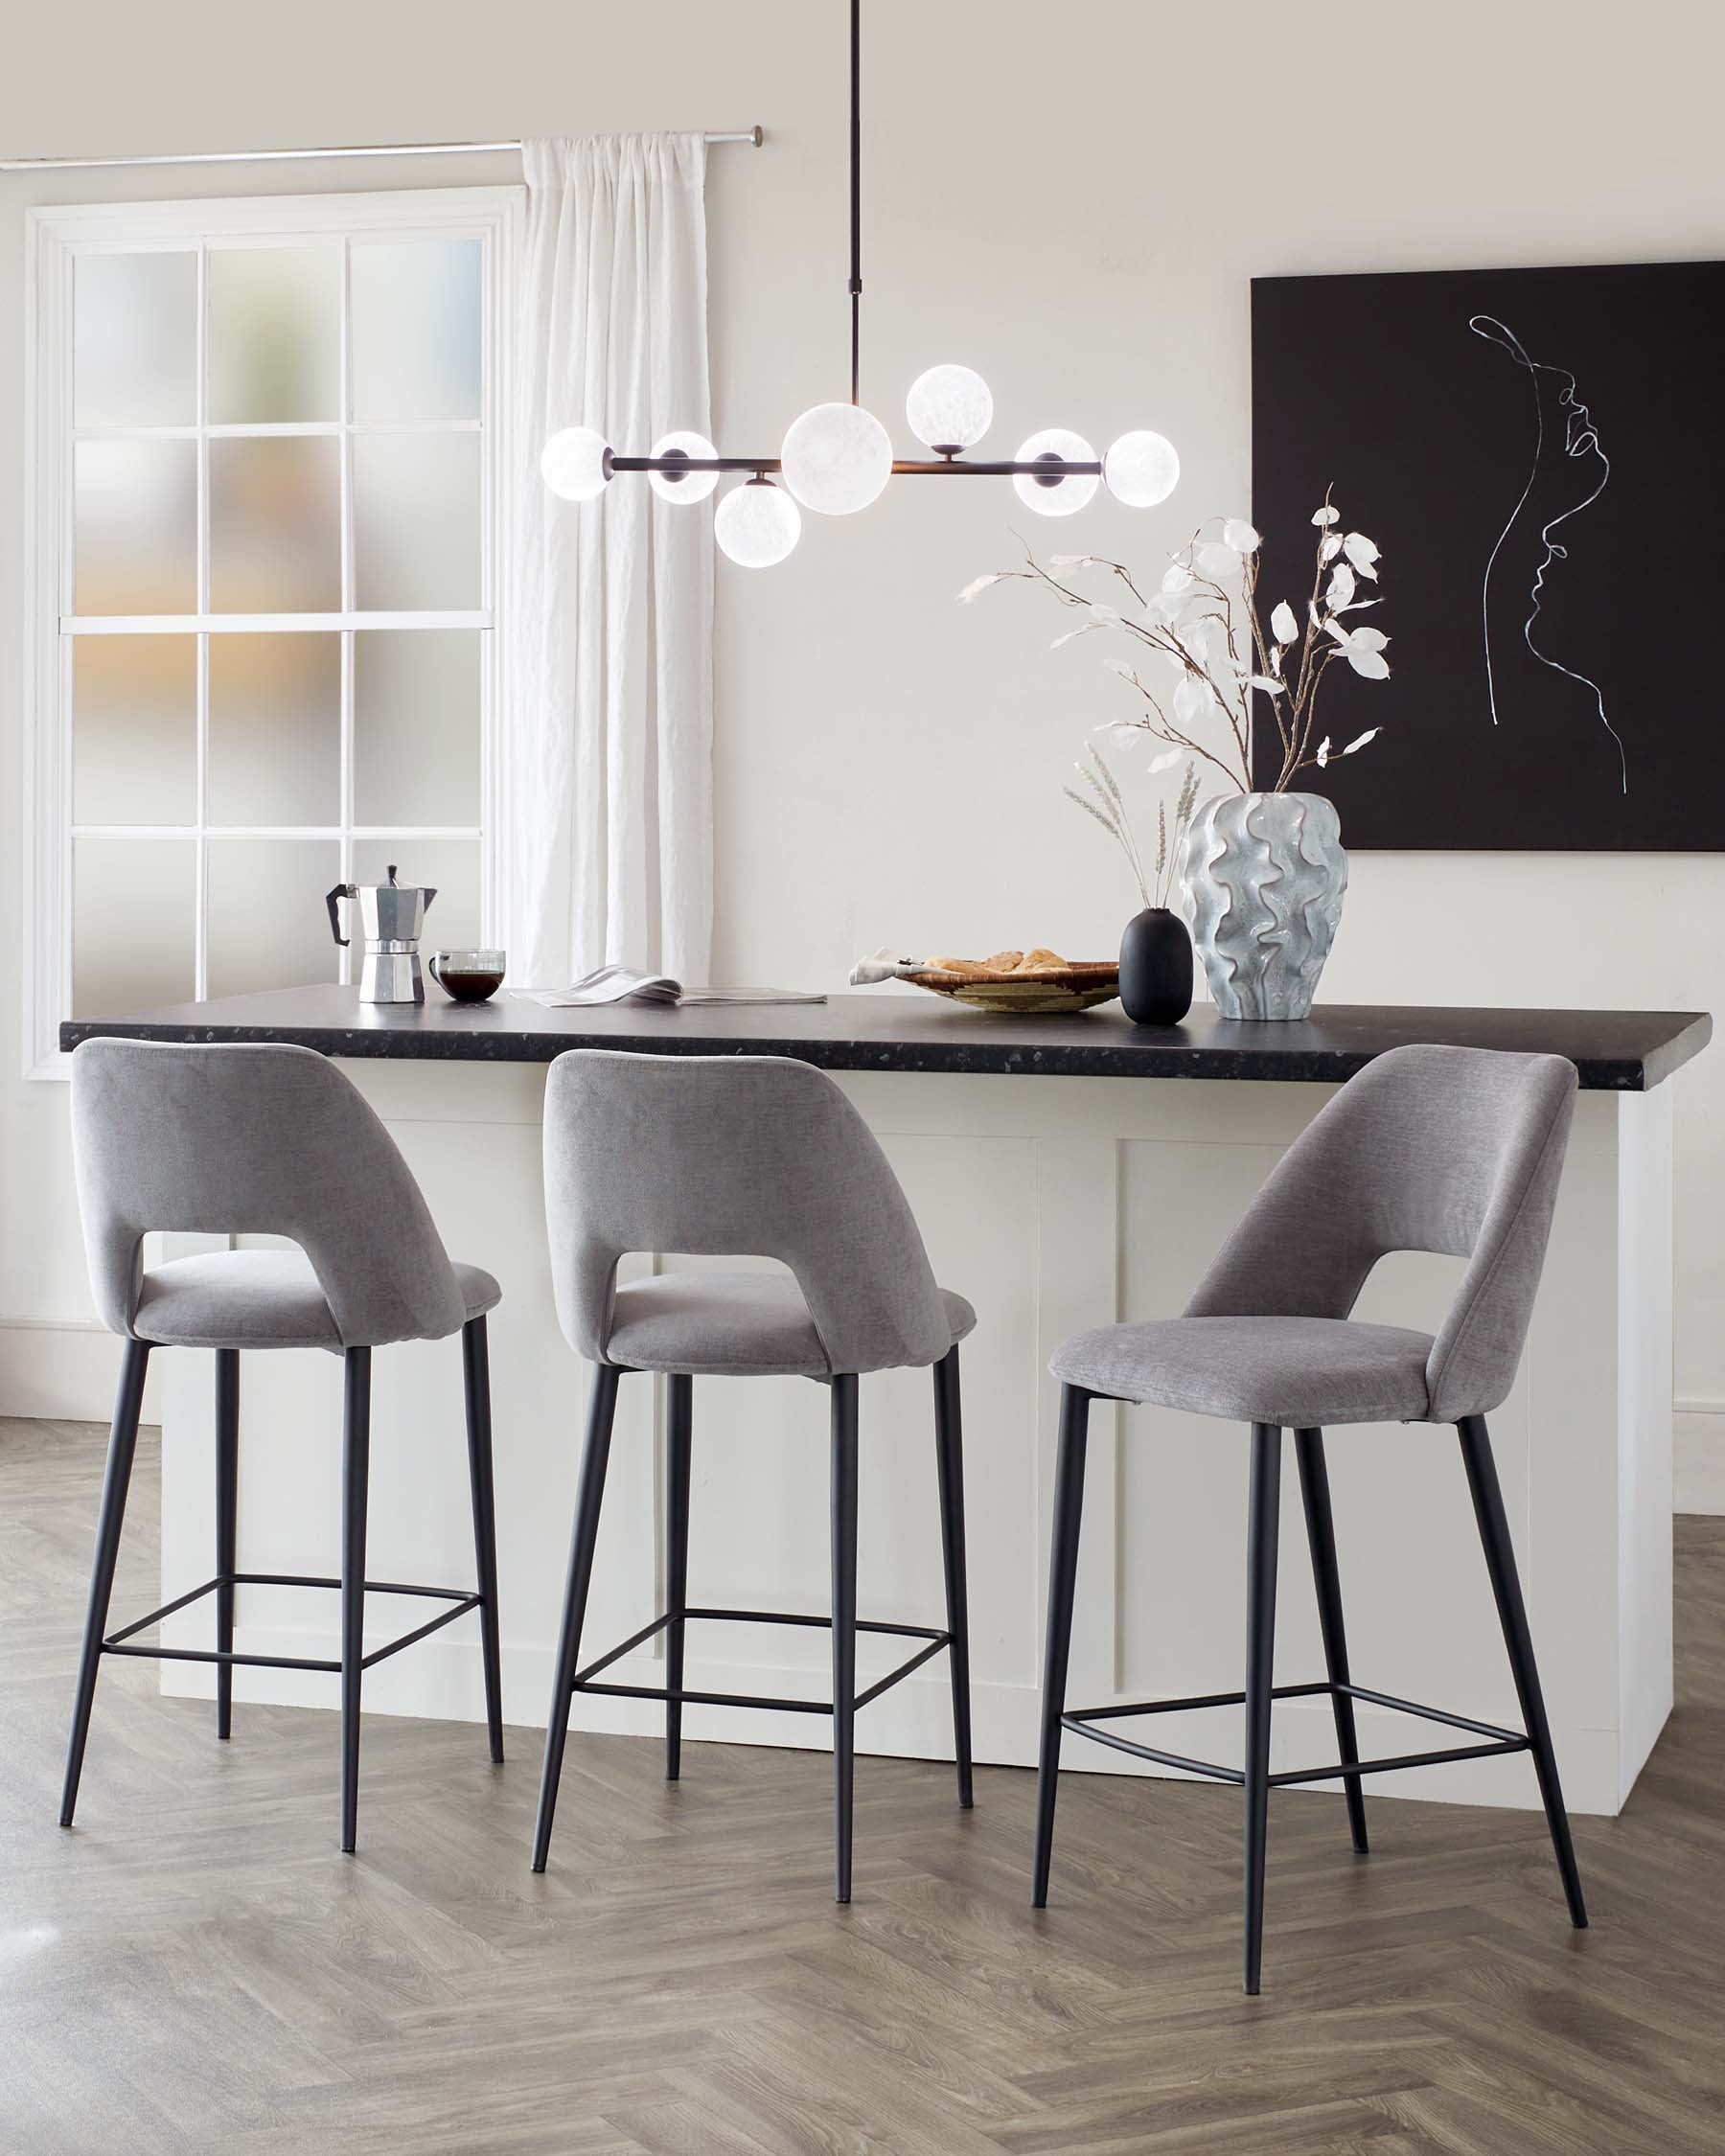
[{"xmin": 62, "ymin": 988, "xmax": 1711, "ymax": 1817}]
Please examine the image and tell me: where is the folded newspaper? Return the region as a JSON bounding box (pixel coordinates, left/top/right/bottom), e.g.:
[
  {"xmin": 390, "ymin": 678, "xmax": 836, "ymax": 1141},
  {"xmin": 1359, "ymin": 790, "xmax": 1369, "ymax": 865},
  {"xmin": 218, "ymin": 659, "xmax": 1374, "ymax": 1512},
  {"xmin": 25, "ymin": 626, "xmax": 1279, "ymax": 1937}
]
[{"xmin": 516, "ymin": 966, "xmax": 825, "ymax": 1009}]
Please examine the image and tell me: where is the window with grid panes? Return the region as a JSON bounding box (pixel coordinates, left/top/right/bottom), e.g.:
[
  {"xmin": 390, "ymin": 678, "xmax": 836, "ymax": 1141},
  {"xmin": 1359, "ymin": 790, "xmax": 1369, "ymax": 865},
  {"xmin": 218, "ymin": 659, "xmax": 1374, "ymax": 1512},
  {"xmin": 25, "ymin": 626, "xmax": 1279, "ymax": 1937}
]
[{"xmin": 28, "ymin": 190, "xmax": 517, "ymax": 1056}]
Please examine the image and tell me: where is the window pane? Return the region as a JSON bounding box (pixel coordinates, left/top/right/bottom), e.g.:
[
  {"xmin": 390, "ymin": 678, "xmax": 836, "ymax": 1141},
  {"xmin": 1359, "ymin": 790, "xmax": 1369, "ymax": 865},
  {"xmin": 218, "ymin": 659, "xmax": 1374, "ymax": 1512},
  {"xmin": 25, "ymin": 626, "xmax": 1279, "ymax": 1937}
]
[
  {"xmin": 209, "ymin": 633, "xmax": 340, "ymax": 825},
  {"xmin": 354, "ymin": 630, "xmax": 480, "ymax": 826},
  {"xmin": 353, "ymin": 837, "xmax": 480, "ymax": 948},
  {"xmin": 73, "ymin": 635, "xmax": 196, "ymax": 825},
  {"xmin": 351, "ymin": 239, "xmax": 482, "ymax": 422},
  {"xmin": 75, "ymin": 251, "xmax": 196, "ymax": 427},
  {"xmin": 209, "ymin": 437, "xmax": 341, "ymax": 613},
  {"xmin": 75, "ymin": 440, "xmax": 196, "ymax": 614},
  {"xmin": 354, "ymin": 434, "xmax": 480, "ymax": 610},
  {"xmin": 207, "ymin": 837, "xmax": 342, "ymax": 998},
  {"xmin": 208, "ymin": 244, "xmax": 340, "ymax": 423},
  {"xmin": 73, "ymin": 837, "xmax": 195, "ymax": 1016}
]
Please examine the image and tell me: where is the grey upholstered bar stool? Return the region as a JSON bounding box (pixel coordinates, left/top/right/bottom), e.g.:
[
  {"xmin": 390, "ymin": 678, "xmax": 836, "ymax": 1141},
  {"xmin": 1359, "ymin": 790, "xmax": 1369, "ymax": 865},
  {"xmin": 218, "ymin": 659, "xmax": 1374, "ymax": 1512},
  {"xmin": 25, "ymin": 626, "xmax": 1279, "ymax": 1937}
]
[
  {"xmin": 1034, "ymin": 1044, "xmax": 1587, "ymax": 1993},
  {"xmin": 532, "ymin": 1049, "xmax": 977, "ymax": 1902},
  {"xmin": 62, "ymin": 1039, "xmax": 505, "ymax": 1852}
]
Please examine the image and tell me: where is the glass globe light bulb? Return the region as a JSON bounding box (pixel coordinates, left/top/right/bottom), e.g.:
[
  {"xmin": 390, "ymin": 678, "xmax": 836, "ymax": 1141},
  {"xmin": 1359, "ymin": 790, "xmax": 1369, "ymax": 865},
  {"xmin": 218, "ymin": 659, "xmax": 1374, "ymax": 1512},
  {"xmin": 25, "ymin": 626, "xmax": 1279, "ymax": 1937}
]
[
  {"xmin": 714, "ymin": 478, "xmax": 801, "ymax": 567},
  {"xmin": 648, "ymin": 431, "xmax": 721, "ymax": 503},
  {"xmin": 540, "ymin": 425, "xmax": 612, "ymax": 502},
  {"xmin": 1012, "ymin": 429, "xmax": 1099, "ymax": 516},
  {"xmin": 905, "ymin": 363, "xmax": 994, "ymax": 452},
  {"xmin": 779, "ymin": 401, "xmax": 893, "ymax": 515},
  {"xmin": 1103, "ymin": 429, "xmax": 1181, "ymax": 509}
]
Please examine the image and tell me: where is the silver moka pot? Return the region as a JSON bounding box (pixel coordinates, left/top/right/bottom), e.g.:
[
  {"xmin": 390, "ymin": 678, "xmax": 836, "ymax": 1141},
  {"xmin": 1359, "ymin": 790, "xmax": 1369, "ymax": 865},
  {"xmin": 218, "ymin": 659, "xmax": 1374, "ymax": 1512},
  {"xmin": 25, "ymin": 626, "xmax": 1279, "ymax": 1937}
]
[{"xmin": 326, "ymin": 865, "xmax": 438, "ymax": 1003}]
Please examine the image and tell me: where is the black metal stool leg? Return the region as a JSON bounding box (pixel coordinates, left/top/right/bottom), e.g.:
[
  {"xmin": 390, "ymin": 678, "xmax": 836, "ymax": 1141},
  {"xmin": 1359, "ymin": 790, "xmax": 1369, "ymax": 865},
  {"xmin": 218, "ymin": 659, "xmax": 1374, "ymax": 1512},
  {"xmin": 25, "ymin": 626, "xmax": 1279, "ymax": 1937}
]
[
  {"xmin": 1458, "ymin": 1414, "xmax": 1588, "ymax": 1928},
  {"xmin": 339, "ymin": 1346, "xmax": 371, "ymax": 1854},
  {"xmin": 1243, "ymin": 1423, "xmax": 1282, "ymax": 1995},
  {"xmin": 831, "ymin": 1374, "xmax": 860, "ymax": 1904},
  {"xmin": 61, "ymin": 1339, "xmax": 150, "ymax": 1828},
  {"xmin": 531, "ymin": 1364, "xmax": 621, "ymax": 1873},
  {"xmin": 932, "ymin": 1348, "xmax": 974, "ymax": 1810},
  {"xmin": 462, "ymin": 1318, "xmax": 505, "ymax": 1766},
  {"xmin": 1032, "ymin": 1385, "xmax": 1091, "ymax": 1907},
  {"xmin": 1294, "ymin": 1427, "xmax": 1368, "ymax": 1855},
  {"xmin": 215, "ymin": 1349, "xmax": 239, "ymax": 1741},
  {"xmin": 664, "ymin": 1374, "xmax": 693, "ymax": 1780}
]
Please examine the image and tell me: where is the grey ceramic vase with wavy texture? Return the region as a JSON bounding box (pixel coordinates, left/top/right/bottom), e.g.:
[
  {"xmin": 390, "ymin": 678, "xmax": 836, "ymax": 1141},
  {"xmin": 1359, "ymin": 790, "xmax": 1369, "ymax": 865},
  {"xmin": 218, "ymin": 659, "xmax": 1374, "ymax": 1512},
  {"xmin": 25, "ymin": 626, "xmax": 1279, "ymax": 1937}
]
[{"xmin": 1180, "ymin": 791, "xmax": 1348, "ymax": 1021}]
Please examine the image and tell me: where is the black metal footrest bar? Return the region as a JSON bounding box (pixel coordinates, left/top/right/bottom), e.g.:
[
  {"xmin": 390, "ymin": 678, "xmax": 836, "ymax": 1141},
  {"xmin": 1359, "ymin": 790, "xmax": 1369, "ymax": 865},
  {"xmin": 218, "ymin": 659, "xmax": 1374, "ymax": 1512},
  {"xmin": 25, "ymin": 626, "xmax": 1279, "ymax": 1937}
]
[
  {"xmin": 101, "ymin": 1571, "xmax": 483, "ymax": 1675},
  {"xmin": 1062, "ymin": 1679, "xmax": 1531, "ymax": 1786},
  {"xmin": 570, "ymin": 1604, "xmax": 953, "ymax": 1716},
  {"xmin": 1266, "ymin": 1737, "xmax": 1528, "ymax": 1785}
]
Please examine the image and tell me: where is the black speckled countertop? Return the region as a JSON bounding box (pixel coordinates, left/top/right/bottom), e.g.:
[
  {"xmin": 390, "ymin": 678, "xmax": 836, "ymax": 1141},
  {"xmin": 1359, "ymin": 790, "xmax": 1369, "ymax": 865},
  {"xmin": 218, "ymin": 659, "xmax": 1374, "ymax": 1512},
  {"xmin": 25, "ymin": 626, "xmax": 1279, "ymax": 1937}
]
[{"xmin": 58, "ymin": 986, "xmax": 1712, "ymax": 1091}]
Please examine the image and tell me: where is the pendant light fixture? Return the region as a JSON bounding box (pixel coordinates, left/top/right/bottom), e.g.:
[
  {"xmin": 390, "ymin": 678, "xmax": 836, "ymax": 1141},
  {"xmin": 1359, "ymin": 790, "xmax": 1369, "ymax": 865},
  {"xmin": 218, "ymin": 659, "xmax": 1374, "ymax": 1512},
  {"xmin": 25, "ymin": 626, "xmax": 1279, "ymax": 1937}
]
[{"xmin": 541, "ymin": 0, "xmax": 1179, "ymax": 563}]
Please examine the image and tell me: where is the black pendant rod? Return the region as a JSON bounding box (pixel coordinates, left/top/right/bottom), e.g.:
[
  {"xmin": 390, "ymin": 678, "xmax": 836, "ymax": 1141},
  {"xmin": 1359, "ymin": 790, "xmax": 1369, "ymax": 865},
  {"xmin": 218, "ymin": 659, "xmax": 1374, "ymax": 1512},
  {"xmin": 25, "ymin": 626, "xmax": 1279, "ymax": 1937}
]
[
  {"xmin": 849, "ymin": 0, "xmax": 862, "ymax": 404},
  {"xmin": 600, "ymin": 0, "xmax": 1107, "ymax": 492}
]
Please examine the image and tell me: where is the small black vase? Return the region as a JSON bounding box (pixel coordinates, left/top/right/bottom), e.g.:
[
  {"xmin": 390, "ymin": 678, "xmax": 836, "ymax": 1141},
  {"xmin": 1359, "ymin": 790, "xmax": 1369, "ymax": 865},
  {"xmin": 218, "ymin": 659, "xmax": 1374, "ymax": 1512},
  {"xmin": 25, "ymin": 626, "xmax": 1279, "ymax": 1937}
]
[{"xmin": 1118, "ymin": 906, "xmax": 1193, "ymax": 1025}]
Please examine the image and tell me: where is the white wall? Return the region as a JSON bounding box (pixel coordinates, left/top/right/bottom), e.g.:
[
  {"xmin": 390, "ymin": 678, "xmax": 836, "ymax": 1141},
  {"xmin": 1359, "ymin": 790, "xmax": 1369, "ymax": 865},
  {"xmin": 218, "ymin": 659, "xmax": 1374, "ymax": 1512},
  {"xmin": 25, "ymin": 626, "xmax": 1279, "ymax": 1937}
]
[{"xmin": 4, "ymin": 2, "xmax": 1721, "ymax": 1490}]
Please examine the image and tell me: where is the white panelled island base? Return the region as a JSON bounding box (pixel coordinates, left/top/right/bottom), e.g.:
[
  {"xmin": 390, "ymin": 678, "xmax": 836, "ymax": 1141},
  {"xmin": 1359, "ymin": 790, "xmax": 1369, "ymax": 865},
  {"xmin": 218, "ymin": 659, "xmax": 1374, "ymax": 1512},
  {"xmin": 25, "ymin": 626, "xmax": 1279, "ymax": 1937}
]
[{"xmin": 62, "ymin": 988, "xmax": 1709, "ymax": 1818}]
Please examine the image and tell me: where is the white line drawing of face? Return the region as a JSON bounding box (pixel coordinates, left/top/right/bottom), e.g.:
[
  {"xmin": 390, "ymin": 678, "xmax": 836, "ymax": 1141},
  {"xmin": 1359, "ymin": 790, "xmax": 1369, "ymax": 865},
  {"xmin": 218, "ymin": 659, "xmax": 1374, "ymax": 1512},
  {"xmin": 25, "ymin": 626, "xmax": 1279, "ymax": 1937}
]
[{"xmin": 1469, "ymin": 313, "xmax": 1627, "ymax": 794}]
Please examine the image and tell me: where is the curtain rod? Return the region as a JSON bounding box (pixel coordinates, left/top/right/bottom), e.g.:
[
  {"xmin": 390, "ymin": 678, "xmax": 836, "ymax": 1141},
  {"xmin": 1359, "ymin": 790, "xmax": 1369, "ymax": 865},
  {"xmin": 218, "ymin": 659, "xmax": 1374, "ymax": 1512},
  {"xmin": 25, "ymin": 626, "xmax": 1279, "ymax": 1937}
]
[{"xmin": 0, "ymin": 130, "xmax": 765, "ymax": 173}]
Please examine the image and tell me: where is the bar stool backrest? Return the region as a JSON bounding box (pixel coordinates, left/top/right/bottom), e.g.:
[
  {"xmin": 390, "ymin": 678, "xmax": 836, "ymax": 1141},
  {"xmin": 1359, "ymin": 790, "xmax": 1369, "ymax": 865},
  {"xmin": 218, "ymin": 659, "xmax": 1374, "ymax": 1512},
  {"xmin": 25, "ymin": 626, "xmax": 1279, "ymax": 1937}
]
[
  {"xmin": 70, "ymin": 1038, "xmax": 468, "ymax": 1348},
  {"xmin": 543, "ymin": 1050, "xmax": 954, "ymax": 1375},
  {"xmin": 1184, "ymin": 1044, "xmax": 1577, "ymax": 1422}
]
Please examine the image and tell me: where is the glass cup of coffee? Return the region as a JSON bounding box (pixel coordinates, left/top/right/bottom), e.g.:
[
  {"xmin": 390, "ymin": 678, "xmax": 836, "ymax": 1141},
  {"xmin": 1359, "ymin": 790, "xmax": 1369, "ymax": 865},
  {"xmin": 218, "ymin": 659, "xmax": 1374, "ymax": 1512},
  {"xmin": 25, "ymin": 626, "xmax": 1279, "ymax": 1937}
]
[{"xmin": 428, "ymin": 950, "xmax": 506, "ymax": 1004}]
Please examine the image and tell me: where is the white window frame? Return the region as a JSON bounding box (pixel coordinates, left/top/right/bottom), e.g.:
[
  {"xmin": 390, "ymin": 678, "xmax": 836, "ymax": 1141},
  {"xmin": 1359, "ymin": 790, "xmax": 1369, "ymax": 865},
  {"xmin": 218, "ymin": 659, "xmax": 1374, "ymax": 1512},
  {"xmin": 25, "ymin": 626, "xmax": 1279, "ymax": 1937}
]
[{"xmin": 22, "ymin": 184, "xmax": 524, "ymax": 1078}]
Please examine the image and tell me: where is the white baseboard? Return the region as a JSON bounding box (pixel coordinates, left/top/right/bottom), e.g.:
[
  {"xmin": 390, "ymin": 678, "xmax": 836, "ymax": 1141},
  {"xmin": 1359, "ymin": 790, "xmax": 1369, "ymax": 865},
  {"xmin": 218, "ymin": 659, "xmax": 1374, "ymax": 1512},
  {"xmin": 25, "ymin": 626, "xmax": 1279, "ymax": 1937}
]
[
  {"xmin": 1675, "ymin": 1397, "xmax": 1725, "ymax": 1515},
  {"xmin": 0, "ymin": 1315, "xmax": 161, "ymax": 1422}
]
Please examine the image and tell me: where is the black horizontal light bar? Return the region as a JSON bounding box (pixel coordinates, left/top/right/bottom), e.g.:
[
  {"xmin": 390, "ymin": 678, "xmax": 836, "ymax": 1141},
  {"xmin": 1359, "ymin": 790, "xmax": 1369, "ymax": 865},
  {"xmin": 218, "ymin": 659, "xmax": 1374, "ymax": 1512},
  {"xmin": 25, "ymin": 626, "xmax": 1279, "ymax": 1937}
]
[
  {"xmin": 610, "ymin": 455, "xmax": 782, "ymax": 475},
  {"xmin": 892, "ymin": 459, "xmax": 1103, "ymax": 477},
  {"xmin": 607, "ymin": 454, "xmax": 1103, "ymax": 480}
]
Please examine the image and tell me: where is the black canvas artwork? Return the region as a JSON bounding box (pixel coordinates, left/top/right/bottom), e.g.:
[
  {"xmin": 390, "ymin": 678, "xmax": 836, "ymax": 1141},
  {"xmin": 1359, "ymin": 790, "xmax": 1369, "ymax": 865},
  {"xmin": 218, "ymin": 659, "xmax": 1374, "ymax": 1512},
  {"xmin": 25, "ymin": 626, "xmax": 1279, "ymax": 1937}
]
[{"xmin": 1251, "ymin": 260, "xmax": 1724, "ymax": 849}]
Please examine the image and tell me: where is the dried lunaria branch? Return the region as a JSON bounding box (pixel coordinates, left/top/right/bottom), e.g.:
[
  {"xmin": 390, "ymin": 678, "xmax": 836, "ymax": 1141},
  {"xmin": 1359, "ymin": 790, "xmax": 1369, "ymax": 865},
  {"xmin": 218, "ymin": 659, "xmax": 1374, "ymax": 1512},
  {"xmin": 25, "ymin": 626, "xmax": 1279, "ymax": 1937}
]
[{"xmin": 962, "ymin": 493, "xmax": 1391, "ymax": 795}]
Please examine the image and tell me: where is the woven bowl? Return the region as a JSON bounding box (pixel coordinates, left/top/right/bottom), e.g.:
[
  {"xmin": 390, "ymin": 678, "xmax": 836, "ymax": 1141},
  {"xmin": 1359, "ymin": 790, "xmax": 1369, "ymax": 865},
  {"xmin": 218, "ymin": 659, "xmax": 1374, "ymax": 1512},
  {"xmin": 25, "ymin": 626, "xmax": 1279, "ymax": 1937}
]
[{"xmin": 903, "ymin": 962, "xmax": 1120, "ymax": 1014}]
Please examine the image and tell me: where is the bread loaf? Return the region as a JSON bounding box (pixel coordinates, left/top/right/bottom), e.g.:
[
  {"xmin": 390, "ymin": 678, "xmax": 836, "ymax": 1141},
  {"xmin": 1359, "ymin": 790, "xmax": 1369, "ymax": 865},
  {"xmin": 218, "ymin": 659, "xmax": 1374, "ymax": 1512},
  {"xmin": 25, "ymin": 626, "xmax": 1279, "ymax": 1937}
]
[{"xmin": 924, "ymin": 948, "xmax": 1071, "ymax": 976}]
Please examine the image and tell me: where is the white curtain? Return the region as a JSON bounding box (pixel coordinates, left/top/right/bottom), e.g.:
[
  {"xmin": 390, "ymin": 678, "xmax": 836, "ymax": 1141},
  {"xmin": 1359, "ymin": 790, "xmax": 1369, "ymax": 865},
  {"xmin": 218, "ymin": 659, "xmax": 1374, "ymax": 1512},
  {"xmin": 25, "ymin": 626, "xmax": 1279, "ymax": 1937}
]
[{"xmin": 510, "ymin": 135, "xmax": 714, "ymax": 988}]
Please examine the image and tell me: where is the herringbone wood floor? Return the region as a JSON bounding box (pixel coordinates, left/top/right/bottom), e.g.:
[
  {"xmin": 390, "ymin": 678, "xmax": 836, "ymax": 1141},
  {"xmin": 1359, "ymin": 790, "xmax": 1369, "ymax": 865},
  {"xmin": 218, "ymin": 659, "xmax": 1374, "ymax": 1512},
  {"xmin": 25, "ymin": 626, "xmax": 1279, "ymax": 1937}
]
[{"xmin": 3, "ymin": 1413, "xmax": 1723, "ymax": 2155}]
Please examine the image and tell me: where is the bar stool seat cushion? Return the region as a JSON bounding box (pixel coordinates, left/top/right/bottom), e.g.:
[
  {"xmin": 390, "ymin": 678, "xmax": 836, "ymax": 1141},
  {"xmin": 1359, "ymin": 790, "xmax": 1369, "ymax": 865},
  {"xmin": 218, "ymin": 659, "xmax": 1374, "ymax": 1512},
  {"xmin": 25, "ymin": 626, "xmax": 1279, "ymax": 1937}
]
[
  {"xmin": 1050, "ymin": 1315, "xmax": 1437, "ymax": 1427},
  {"xmin": 132, "ymin": 1249, "xmax": 501, "ymax": 1353},
  {"xmin": 606, "ymin": 1271, "xmax": 977, "ymax": 1378}
]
